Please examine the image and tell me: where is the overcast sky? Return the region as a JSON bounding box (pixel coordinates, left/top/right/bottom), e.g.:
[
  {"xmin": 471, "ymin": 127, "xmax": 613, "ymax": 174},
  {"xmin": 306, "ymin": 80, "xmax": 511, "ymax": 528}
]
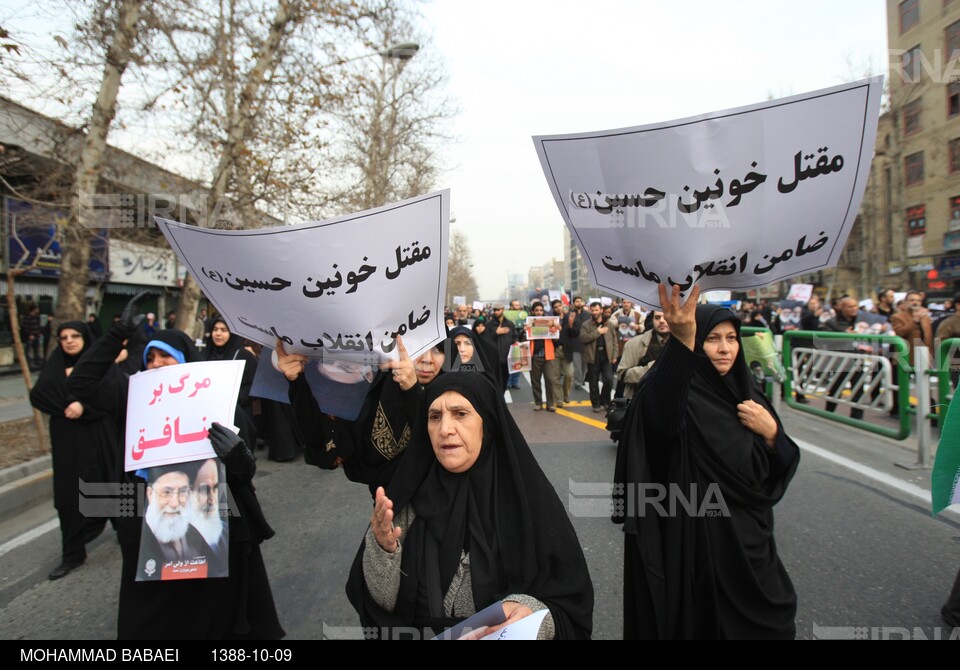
[
  {"xmin": 419, "ymin": 0, "xmax": 889, "ymax": 299},
  {"xmin": 1, "ymin": 0, "xmax": 890, "ymax": 301}
]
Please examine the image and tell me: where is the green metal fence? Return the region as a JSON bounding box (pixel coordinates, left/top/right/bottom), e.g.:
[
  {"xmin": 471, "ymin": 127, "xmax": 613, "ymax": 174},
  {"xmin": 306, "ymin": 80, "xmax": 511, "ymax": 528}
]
[{"xmin": 781, "ymin": 330, "xmax": 912, "ymax": 440}]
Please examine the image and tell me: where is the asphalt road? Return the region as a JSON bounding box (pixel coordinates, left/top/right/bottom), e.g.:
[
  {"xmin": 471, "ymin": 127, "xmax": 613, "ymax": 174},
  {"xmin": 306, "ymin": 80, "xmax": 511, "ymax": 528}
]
[{"xmin": 1, "ymin": 375, "xmax": 958, "ymax": 640}]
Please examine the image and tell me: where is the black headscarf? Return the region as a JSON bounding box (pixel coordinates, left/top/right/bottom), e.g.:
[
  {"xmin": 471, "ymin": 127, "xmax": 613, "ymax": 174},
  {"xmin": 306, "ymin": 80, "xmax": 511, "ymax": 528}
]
[
  {"xmin": 205, "ymin": 317, "xmax": 245, "ymax": 361},
  {"xmin": 347, "ymin": 372, "xmax": 594, "ymax": 639},
  {"xmin": 29, "ymin": 321, "xmax": 90, "ymax": 415},
  {"xmin": 613, "ymin": 304, "xmax": 799, "ymax": 639},
  {"xmin": 445, "ymin": 325, "xmax": 497, "ymax": 382}
]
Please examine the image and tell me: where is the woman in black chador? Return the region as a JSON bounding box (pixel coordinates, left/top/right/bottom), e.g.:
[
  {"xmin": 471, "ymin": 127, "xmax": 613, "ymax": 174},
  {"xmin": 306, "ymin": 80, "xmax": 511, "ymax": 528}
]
[
  {"xmin": 346, "ymin": 372, "xmax": 594, "ymax": 639},
  {"xmin": 66, "ymin": 295, "xmax": 284, "ymax": 640},
  {"xmin": 30, "ymin": 321, "xmax": 116, "ymax": 580},
  {"xmin": 614, "ymin": 285, "xmax": 800, "ymax": 639}
]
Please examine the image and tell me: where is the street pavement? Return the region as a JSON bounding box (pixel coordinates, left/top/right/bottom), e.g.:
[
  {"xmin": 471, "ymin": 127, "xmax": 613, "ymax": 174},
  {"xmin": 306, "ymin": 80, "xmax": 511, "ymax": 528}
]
[{"xmin": 0, "ymin": 372, "xmax": 958, "ymax": 640}]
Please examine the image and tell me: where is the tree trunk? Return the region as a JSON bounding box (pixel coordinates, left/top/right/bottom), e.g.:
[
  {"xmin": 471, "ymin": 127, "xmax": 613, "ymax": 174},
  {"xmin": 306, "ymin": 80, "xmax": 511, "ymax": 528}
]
[
  {"xmin": 54, "ymin": 0, "xmax": 143, "ymax": 328},
  {"xmin": 6, "ymin": 274, "xmax": 49, "ymax": 455},
  {"xmin": 175, "ymin": 0, "xmax": 301, "ymax": 334}
]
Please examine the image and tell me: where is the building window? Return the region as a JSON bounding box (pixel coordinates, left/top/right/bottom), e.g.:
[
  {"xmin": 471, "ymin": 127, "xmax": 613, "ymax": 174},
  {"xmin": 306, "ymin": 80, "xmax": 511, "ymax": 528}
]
[
  {"xmin": 951, "ymin": 138, "xmax": 960, "ymax": 173},
  {"xmin": 901, "ymin": 45, "xmax": 923, "ymax": 83},
  {"xmin": 900, "ymin": 0, "xmax": 919, "ymax": 33},
  {"xmin": 885, "ymin": 167, "xmax": 894, "ymax": 266},
  {"xmin": 907, "ymin": 204, "xmax": 926, "ymax": 236},
  {"xmin": 948, "ymin": 20, "xmax": 960, "ymax": 59},
  {"xmin": 950, "ymin": 195, "xmax": 960, "ymax": 231},
  {"xmin": 905, "ymin": 151, "xmax": 925, "ymax": 186},
  {"xmin": 903, "ymin": 98, "xmax": 922, "ymax": 135},
  {"xmin": 950, "ymin": 82, "xmax": 960, "ymax": 118}
]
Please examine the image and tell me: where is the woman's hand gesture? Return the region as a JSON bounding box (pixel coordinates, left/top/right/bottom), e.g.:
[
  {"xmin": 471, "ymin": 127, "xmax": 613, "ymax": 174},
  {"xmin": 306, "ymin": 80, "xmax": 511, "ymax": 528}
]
[
  {"xmin": 274, "ymin": 338, "xmax": 307, "ymax": 381},
  {"xmin": 371, "ymin": 486, "xmax": 402, "ymax": 553},
  {"xmin": 658, "ymin": 282, "xmax": 700, "ymax": 351},
  {"xmin": 379, "ymin": 336, "xmax": 416, "ymax": 391}
]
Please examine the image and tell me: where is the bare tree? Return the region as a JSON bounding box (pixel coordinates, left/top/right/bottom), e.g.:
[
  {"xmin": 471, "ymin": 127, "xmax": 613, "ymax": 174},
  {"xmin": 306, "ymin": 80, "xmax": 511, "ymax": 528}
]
[
  {"xmin": 123, "ymin": 0, "xmax": 391, "ymax": 335},
  {"xmin": 446, "ymin": 228, "xmax": 479, "ymax": 306},
  {"xmin": 322, "ymin": 5, "xmax": 455, "ymax": 213},
  {"xmin": 2, "ymin": 1, "xmax": 453, "ymax": 339},
  {"xmin": 54, "ymin": 0, "xmax": 145, "ymax": 326}
]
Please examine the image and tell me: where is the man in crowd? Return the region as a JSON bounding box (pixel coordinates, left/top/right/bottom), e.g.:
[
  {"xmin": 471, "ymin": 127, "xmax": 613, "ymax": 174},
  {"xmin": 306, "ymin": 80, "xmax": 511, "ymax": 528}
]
[
  {"xmin": 484, "ymin": 303, "xmax": 515, "ymax": 391},
  {"xmin": 581, "ymin": 301, "xmax": 618, "ymax": 412},
  {"xmin": 505, "ymin": 299, "xmax": 525, "ymax": 389},
  {"xmin": 616, "ymin": 310, "xmax": 669, "ymax": 398},
  {"xmin": 873, "ymin": 288, "xmax": 896, "ymax": 320},
  {"xmin": 891, "ymin": 290, "xmax": 933, "ymax": 367},
  {"xmin": 822, "ymin": 296, "xmax": 868, "ymax": 420},
  {"xmin": 935, "ymin": 292, "xmax": 960, "ymax": 387},
  {"xmin": 550, "ymin": 299, "xmax": 573, "ymax": 406},
  {"xmin": 612, "ymin": 298, "xmax": 643, "ymax": 326},
  {"xmin": 21, "ymin": 304, "xmax": 42, "ymax": 368},
  {"xmin": 568, "ymin": 296, "xmax": 589, "ymax": 387}
]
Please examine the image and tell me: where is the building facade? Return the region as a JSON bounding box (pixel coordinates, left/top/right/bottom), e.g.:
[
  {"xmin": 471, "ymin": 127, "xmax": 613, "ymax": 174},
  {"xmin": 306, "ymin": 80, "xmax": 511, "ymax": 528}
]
[{"xmin": 881, "ymin": 0, "xmax": 960, "ymax": 298}]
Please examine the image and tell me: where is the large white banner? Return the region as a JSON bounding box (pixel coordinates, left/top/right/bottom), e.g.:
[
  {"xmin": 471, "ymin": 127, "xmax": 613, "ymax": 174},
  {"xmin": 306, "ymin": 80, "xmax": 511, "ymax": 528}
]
[
  {"xmin": 534, "ymin": 77, "xmax": 883, "ymax": 307},
  {"xmin": 155, "ymin": 190, "xmax": 450, "ymax": 361},
  {"xmin": 124, "ymin": 360, "xmax": 244, "ymax": 472}
]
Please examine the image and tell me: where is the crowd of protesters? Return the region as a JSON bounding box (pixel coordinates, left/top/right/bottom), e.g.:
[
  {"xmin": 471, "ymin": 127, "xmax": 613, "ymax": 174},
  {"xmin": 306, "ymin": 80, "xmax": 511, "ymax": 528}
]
[{"xmin": 16, "ymin": 283, "xmax": 960, "ymax": 639}]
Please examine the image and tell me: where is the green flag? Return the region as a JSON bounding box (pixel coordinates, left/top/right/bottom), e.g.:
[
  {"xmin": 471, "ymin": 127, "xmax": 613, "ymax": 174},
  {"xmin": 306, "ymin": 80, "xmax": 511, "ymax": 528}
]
[{"xmin": 932, "ymin": 392, "xmax": 960, "ymax": 516}]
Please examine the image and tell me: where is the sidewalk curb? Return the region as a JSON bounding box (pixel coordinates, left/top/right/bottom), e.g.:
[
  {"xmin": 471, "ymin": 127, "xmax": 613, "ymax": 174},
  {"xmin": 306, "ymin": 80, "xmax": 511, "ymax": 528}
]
[{"xmin": 0, "ymin": 456, "xmax": 52, "ymax": 525}]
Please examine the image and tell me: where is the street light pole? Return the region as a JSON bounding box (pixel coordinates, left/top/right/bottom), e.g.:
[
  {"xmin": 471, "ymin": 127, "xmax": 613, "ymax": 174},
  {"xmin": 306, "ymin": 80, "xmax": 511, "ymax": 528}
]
[{"xmin": 328, "ymin": 41, "xmax": 420, "ymax": 68}]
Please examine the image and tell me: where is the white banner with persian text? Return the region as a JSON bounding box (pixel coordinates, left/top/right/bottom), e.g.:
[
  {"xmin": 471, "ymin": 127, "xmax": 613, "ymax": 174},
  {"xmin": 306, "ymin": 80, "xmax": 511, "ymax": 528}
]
[
  {"xmin": 155, "ymin": 190, "xmax": 450, "ymax": 361},
  {"xmin": 124, "ymin": 360, "xmax": 244, "ymax": 472},
  {"xmin": 534, "ymin": 77, "xmax": 883, "ymax": 307}
]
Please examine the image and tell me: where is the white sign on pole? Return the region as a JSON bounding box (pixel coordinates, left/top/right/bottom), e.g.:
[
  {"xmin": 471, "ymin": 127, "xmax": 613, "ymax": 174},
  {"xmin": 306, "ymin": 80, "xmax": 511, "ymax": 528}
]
[
  {"xmin": 472, "ymin": 300, "xmax": 486, "ymax": 311},
  {"xmin": 155, "ymin": 190, "xmax": 450, "ymax": 361},
  {"xmin": 703, "ymin": 290, "xmax": 732, "ymax": 303},
  {"xmin": 786, "ymin": 284, "xmax": 814, "ymax": 303},
  {"xmin": 533, "ymin": 77, "xmax": 883, "ymax": 307},
  {"xmin": 452, "ymin": 295, "xmax": 467, "ymax": 306},
  {"xmin": 124, "ymin": 360, "xmax": 244, "ymax": 471}
]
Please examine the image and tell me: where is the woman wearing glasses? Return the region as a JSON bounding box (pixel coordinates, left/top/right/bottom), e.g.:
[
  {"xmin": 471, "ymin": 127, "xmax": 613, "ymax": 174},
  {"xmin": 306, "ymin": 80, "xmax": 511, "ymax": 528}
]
[{"xmin": 30, "ymin": 321, "xmax": 117, "ymax": 581}]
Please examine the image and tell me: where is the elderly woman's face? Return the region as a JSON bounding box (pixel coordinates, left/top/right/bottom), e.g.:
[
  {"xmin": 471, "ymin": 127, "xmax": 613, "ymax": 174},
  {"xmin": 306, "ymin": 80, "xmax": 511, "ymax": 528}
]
[
  {"xmin": 454, "ymin": 334, "xmax": 474, "ymax": 363},
  {"xmin": 428, "ymin": 391, "xmax": 483, "ymax": 473},
  {"xmin": 702, "ymin": 321, "xmax": 739, "ymax": 376}
]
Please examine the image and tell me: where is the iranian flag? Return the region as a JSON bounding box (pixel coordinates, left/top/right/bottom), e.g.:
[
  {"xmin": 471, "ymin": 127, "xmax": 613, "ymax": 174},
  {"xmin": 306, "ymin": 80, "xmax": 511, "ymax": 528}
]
[{"xmin": 932, "ymin": 392, "xmax": 960, "ymax": 515}]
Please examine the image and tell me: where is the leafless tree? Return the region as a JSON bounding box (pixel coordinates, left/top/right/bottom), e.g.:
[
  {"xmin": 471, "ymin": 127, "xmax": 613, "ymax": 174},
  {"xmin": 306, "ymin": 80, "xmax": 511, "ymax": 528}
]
[
  {"xmin": 446, "ymin": 228, "xmax": 479, "ymax": 307},
  {"xmin": 320, "ymin": 5, "xmax": 455, "ymax": 213},
  {"xmin": 53, "ymin": 0, "xmax": 146, "ymax": 326}
]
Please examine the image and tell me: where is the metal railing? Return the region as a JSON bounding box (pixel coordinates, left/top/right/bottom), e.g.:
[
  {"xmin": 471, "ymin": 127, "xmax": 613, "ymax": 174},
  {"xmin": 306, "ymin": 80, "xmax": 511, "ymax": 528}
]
[{"xmin": 782, "ymin": 331, "xmax": 912, "ymax": 440}]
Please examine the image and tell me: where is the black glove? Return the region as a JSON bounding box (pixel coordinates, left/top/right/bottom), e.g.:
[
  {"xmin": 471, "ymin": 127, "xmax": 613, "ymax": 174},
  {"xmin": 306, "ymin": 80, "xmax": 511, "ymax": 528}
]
[
  {"xmin": 118, "ymin": 290, "xmax": 151, "ymax": 337},
  {"xmin": 208, "ymin": 422, "xmax": 256, "ymax": 484}
]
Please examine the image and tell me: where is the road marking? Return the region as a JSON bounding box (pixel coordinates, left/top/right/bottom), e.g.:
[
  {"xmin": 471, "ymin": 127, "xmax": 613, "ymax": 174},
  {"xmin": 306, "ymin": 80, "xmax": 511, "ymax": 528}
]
[
  {"xmin": 555, "ymin": 407, "xmax": 608, "ymax": 430},
  {"xmin": 0, "ymin": 518, "xmax": 58, "ymax": 558},
  {"xmin": 791, "ymin": 438, "xmax": 960, "ymax": 521},
  {"xmin": 550, "ymin": 402, "xmax": 960, "ymax": 520}
]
